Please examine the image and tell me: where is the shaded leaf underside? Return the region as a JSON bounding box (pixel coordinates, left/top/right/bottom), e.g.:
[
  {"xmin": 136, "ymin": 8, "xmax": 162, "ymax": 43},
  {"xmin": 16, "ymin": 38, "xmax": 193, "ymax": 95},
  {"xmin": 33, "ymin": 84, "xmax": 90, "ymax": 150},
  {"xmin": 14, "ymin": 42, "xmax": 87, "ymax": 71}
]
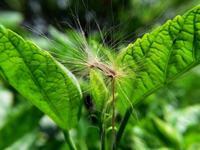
[
  {"xmin": 122, "ymin": 6, "xmax": 200, "ymax": 104},
  {"xmin": 0, "ymin": 26, "xmax": 82, "ymax": 130}
]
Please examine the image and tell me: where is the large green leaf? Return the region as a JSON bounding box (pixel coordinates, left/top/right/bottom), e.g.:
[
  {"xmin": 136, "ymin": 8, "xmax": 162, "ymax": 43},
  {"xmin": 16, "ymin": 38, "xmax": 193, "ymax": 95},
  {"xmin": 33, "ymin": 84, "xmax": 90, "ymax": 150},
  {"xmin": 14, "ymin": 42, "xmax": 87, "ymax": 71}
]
[
  {"xmin": 120, "ymin": 5, "xmax": 200, "ymax": 104},
  {"xmin": 0, "ymin": 25, "xmax": 82, "ymax": 130}
]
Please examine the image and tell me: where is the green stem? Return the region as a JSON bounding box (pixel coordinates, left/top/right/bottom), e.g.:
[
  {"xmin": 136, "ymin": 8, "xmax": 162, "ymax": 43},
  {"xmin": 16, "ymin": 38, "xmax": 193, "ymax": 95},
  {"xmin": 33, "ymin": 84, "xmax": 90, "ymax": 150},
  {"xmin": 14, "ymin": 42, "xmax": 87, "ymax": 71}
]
[
  {"xmin": 111, "ymin": 78, "xmax": 116, "ymax": 150},
  {"xmin": 116, "ymin": 107, "xmax": 133, "ymax": 146},
  {"xmin": 63, "ymin": 130, "xmax": 77, "ymax": 150},
  {"xmin": 115, "ymin": 98, "xmax": 145, "ymax": 147},
  {"xmin": 100, "ymin": 125, "xmax": 106, "ymax": 150}
]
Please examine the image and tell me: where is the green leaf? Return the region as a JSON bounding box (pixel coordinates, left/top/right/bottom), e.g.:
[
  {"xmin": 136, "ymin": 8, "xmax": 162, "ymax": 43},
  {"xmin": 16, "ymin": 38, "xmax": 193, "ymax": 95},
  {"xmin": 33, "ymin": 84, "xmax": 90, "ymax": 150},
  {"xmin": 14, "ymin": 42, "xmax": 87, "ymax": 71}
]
[
  {"xmin": 90, "ymin": 69, "xmax": 109, "ymax": 111},
  {"xmin": 0, "ymin": 11, "xmax": 23, "ymax": 29},
  {"xmin": 120, "ymin": 5, "xmax": 200, "ymax": 104},
  {"xmin": 184, "ymin": 132, "xmax": 200, "ymax": 149},
  {"xmin": 152, "ymin": 117, "xmax": 182, "ymax": 149},
  {"xmin": 6, "ymin": 131, "xmax": 37, "ymax": 150},
  {"xmin": 0, "ymin": 105, "xmax": 42, "ymax": 149},
  {"xmin": 166, "ymin": 104, "xmax": 200, "ymax": 133},
  {"xmin": 0, "ymin": 86, "xmax": 13, "ymax": 127},
  {"xmin": 0, "ymin": 25, "xmax": 82, "ymax": 130}
]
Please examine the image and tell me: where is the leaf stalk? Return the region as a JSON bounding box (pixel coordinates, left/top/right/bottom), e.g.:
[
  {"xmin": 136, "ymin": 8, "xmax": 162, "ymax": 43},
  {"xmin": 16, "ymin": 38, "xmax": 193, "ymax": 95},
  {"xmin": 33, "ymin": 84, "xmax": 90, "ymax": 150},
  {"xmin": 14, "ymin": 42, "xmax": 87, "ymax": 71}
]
[{"xmin": 63, "ymin": 130, "xmax": 77, "ymax": 150}]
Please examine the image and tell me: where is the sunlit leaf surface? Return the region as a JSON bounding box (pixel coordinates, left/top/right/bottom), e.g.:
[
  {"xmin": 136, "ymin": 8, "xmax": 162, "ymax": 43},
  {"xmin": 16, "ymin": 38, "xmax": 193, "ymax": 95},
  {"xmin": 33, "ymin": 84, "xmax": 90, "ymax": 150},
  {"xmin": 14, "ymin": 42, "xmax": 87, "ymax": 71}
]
[
  {"xmin": 0, "ymin": 26, "xmax": 82, "ymax": 130},
  {"xmin": 121, "ymin": 6, "xmax": 200, "ymax": 104}
]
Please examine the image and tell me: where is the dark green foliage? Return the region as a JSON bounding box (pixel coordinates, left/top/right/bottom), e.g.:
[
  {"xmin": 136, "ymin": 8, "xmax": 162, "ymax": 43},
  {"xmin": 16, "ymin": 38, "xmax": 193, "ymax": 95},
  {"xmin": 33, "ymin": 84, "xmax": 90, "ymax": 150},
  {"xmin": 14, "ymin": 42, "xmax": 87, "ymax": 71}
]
[{"xmin": 0, "ymin": 105, "xmax": 42, "ymax": 149}]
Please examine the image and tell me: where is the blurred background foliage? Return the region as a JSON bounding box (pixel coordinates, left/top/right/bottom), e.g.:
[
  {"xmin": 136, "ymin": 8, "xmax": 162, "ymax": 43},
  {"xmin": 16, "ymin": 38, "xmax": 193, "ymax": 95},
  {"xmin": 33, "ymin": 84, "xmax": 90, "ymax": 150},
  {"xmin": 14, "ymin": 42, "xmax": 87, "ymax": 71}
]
[{"xmin": 0, "ymin": 0, "xmax": 200, "ymax": 149}]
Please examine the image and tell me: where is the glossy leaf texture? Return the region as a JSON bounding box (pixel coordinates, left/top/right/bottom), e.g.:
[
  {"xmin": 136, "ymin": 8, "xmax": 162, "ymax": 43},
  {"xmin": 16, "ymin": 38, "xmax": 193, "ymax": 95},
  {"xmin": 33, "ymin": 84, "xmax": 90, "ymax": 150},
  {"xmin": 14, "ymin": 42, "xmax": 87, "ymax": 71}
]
[
  {"xmin": 0, "ymin": 25, "xmax": 82, "ymax": 130},
  {"xmin": 120, "ymin": 5, "xmax": 200, "ymax": 104}
]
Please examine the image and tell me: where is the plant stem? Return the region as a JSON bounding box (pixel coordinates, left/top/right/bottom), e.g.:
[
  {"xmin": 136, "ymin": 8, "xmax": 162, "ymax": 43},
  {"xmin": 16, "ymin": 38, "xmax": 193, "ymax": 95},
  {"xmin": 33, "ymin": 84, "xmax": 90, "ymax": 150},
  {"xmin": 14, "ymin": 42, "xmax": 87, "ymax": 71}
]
[
  {"xmin": 100, "ymin": 124, "xmax": 106, "ymax": 150},
  {"xmin": 111, "ymin": 78, "xmax": 116, "ymax": 150},
  {"xmin": 63, "ymin": 130, "xmax": 77, "ymax": 150},
  {"xmin": 116, "ymin": 100, "xmax": 143, "ymax": 145},
  {"xmin": 116, "ymin": 107, "xmax": 133, "ymax": 146}
]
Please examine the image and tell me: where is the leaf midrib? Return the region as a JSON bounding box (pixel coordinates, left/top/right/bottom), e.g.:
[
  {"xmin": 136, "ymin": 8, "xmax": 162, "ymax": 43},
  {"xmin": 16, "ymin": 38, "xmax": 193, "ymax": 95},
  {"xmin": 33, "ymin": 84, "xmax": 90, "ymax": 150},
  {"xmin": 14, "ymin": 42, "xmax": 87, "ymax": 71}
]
[
  {"xmin": 4, "ymin": 29, "xmax": 65, "ymax": 125},
  {"xmin": 133, "ymin": 10, "xmax": 200, "ymax": 104}
]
